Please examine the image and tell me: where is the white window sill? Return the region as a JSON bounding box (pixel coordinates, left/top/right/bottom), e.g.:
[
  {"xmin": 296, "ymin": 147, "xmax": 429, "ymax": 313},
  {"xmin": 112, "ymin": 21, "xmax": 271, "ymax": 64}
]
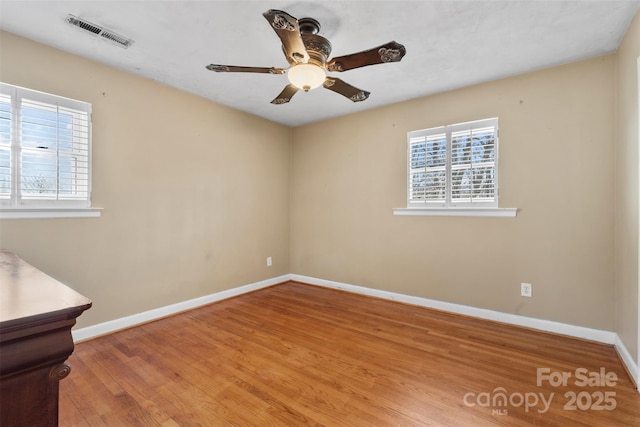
[
  {"xmin": 0, "ymin": 208, "xmax": 103, "ymax": 219},
  {"xmin": 393, "ymin": 207, "xmax": 518, "ymax": 217}
]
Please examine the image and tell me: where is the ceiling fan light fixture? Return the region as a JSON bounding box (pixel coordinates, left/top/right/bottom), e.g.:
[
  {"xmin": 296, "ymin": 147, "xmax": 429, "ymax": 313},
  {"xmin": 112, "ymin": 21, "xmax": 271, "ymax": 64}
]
[
  {"xmin": 206, "ymin": 9, "xmax": 406, "ymax": 105},
  {"xmin": 287, "ymin": 63, "xmax": 326, "ymax": 92}
]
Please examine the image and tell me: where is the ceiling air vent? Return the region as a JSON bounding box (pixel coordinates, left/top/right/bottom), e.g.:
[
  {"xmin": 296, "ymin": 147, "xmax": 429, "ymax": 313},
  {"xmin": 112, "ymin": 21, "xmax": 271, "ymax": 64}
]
[{"xmin": 65, "ymin": 14, "xmax": 134, "ymax": 49}]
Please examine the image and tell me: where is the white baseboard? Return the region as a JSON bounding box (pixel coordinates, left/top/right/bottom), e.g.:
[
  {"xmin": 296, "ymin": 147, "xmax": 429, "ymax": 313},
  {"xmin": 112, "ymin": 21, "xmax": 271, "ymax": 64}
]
[
  {"xmin": 614, "ymin": 334, "xmax": 639, "ymax": 389},
  {"xmin": 71, "ymin": 274, "xmax": 289, "ymax": 342},
  {"xmin": 290, "ymin": 274, "xmax": 617, "ymax": 344}
]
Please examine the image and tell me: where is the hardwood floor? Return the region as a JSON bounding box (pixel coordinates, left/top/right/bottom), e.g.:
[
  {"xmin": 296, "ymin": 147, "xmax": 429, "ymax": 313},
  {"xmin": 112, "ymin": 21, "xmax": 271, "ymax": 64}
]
[{"xmin": 60, "ymin": 281, "xmax": 640, "ymax": 426}]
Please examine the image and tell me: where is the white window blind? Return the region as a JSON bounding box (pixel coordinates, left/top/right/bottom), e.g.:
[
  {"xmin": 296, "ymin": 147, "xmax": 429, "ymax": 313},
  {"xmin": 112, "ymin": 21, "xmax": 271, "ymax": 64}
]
[
  {"xmin": 0, "ymin": 94, "xmax": 10, "ymax": 200},
  {"xmin": 407, "ymin": 118, "xmax": 498, "ymax": 208},
  {"xmin": 0, "ymin": 83, "xmax": 92, "ymax": 209}
]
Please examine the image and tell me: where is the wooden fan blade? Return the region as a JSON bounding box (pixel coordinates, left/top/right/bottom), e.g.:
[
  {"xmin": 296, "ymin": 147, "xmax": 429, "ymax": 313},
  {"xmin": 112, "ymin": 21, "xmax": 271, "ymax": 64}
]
[
  {"xmin": 263, "ymin": 9, "xmax": 310, "ymax": 65},
  {"xmin": 271, "ymin": 84, "xmax": 300, "ymax": 105},
  {"xmin": 323, "ymin": 78, "xmax": 370, "ymax": 102},
  {"xmin": 205, "ymin": 64, "xmax": 287, "ymax": 74},
  {"xmin": 327, "ymin": 41, "xmax": 406, "ymax": 72}
]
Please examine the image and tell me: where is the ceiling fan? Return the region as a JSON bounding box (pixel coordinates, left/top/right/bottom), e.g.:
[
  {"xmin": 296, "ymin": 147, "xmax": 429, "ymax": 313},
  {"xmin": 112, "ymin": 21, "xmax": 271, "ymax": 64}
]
[{"xmin": 206, "ymin": 9, "xmax": 406, "ymax": 105}]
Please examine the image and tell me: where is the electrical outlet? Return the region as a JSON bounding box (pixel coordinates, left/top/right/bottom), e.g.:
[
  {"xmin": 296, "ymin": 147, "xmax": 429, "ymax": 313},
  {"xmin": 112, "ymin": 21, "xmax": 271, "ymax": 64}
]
[
  {"xmin": 521, "ymin": 282, "xmax": 532, "ymax": 297},
  {"xmin": 266, "ymin": 257, "xmax": 272, "ymax": 267}
]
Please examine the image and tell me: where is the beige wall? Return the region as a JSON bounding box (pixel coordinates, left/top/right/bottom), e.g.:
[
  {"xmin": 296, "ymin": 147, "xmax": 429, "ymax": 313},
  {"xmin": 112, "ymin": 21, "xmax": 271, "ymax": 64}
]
[
  {"xmin": 615, "ymin": 11, "xmax": 640, "ymax": 362},
  {"xmin": 291, "ymin": 55, "xmax": 616, "ymax": 330},
  {"xmin": 0, "ymin": 32, "xmax": 292, "ymax": 328}
]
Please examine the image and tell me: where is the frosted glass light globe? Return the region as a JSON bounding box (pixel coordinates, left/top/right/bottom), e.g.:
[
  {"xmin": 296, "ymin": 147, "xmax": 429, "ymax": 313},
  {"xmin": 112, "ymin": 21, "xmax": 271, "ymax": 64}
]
[{"xmin": 287, "ymin": 64, "xmax": 326, "ymax": 92}]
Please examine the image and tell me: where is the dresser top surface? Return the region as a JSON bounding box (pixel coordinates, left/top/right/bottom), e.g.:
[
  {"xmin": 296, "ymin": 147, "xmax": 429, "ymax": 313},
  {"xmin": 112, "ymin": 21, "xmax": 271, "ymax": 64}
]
[{"xmin": 0, "ymin": 250, "xmax": 92, "ymax": 326}]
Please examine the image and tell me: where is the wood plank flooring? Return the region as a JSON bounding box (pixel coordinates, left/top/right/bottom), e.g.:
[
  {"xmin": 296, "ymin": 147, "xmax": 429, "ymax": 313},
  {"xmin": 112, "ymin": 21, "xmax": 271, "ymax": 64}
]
[{"xmin": 60, "ymin": 281, "xmax": 640, "ymax": 426}]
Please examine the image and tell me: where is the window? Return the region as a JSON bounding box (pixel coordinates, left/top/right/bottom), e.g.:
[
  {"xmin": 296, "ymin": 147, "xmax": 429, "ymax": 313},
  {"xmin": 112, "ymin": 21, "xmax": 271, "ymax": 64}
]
[
  {"xmin": 408, "ymin": 118, "xmax": 498, "ymax": 207},
  {"xmin": 0, "ymin": 83, "xmax": 96, "ymax": 217}
]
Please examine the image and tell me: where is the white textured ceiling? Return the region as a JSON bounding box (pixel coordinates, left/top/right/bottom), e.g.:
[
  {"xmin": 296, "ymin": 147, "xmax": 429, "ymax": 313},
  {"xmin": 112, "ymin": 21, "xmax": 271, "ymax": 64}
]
[{"xmin": 0, "ymin": 1, "xmax": 638, "ymax": 127}]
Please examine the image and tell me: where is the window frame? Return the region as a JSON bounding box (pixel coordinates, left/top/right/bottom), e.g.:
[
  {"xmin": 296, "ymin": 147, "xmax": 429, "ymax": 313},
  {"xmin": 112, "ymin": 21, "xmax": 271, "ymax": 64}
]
[
  {"xmin": 396, "ymin": 117, "xmax": 516, "ymax": 218},
  {"xmin": 0, "ymin": 82, "xmax": 100, "ymax": 219}
]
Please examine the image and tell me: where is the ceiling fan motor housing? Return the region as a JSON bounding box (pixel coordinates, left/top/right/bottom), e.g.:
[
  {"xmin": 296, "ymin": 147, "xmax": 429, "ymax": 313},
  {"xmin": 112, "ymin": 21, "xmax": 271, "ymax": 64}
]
[
  {"xmin": 297, "ymin": 17, "xmax": 331, "ymax": 67},
  {"xmin": 301, "ymin": 33, "xmax": 332, "ymax": 67}
]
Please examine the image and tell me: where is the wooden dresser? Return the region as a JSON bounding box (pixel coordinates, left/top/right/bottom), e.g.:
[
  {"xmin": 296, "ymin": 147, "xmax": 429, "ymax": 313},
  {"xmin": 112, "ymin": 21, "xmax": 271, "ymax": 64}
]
[{"xmin": 0, "ymin": 250, "xmax": 92, "ymax": 427}]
